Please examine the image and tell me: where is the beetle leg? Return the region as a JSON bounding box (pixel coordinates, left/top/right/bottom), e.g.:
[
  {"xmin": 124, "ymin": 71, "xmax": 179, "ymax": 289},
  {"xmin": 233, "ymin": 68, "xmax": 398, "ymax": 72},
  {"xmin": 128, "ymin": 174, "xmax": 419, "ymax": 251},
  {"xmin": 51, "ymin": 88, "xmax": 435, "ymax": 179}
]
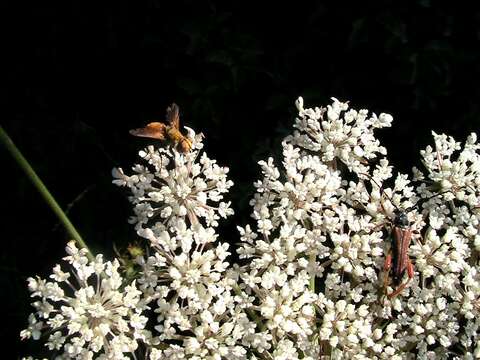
[
  {"xmin": 381, "ymin": 251, "xmax": 393, "ymax": 297},
  {"xmin": 407, "ymin": 257, "xmax": 414, "ymax": 279},
  {"xmin": 388, "ymin": 258, "xmax": 414, "ymax": 299},
  {"xmin": 383, "ymin": 252, "xmax": 392, "ymax": 272},
  {"xmin": 388, "ymin": 280, "xmax": 410, "ymax": 299}
]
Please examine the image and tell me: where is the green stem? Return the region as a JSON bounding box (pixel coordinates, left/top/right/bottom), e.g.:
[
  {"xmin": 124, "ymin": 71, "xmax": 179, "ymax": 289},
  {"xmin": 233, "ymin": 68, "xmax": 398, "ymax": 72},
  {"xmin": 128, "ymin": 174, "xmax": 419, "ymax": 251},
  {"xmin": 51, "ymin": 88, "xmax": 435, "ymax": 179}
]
[
  {"xmin": 309, "ymin": 253, "xmax": 316, "ymax": 292},
  {"xmin": 309, "ymin": 253, "xmax": 318, "ymax": 341},
  {"xmin": 232, "ymin": 283, "xmax": 266, "ymax": 332},
  {"xmin": 0, "ymin": 125, "xmax": 93, "ymax": 261}
]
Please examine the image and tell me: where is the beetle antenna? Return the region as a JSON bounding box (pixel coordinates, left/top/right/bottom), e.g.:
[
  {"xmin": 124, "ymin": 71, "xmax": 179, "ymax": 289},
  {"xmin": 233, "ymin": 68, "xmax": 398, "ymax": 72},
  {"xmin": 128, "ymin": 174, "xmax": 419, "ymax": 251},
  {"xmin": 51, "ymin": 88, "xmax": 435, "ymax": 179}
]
[
  {"xmin": 359, "ymin": 172, "xmax": 398, "ymax": 210},
  {"xmin": 404, "ymin": 189, "xmax": 456, "ymax": 213}
]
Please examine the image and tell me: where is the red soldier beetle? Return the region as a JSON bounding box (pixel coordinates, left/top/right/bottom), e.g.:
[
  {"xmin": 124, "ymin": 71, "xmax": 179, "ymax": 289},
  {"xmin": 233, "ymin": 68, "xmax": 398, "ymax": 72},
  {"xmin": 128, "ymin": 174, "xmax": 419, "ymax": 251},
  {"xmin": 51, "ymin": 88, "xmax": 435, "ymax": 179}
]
[
  {"xmin": 382, "ymin": 208, "xmax": 415, "ymax": 299},
  {"xmin": 359, "ymin": 175, "xmax": 451, "ymax": 299},
  {"xmin": 382, "ymin": 190, "xmax": 462, "ymax": 298}
]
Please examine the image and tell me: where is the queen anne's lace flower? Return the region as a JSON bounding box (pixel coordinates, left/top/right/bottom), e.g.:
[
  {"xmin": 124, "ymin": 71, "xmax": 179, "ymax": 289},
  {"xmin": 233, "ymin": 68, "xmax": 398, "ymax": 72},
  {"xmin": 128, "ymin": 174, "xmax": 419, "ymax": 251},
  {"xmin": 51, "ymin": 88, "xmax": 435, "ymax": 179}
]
[
  {"xmin": 112, "ymin": 130, "xmax": 233, "ymax": 235},
  {"xmin": 287, "ymin": 96, "xmax": 393, "ymax": 174},
  {"xmin": 23, "ymin": 97, "xmax": 480, "ymax": 359},
  {"xmin": 21, "ymin": 241, "xmax": 150, "ymax": 359},
  {"xmin": 113, "ymin": 131, "xmax": 255, "ymax": 359},
  {"xmin": 238, "ymin": 97, "xmax": 480, "ymax": 359}
]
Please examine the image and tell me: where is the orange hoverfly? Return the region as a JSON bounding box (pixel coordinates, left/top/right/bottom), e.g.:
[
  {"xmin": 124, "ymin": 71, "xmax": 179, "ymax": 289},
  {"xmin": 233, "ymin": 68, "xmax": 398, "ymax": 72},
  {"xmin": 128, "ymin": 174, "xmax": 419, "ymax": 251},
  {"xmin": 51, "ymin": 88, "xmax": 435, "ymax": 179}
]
[{"xmin": 129, "ymin": 103, "xmax": 192, "ymax": 153}]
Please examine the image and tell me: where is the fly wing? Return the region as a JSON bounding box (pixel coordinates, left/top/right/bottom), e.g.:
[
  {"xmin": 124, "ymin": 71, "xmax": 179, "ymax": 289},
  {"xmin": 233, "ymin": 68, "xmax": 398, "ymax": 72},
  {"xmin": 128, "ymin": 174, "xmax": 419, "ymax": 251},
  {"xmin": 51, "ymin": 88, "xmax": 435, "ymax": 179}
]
[
  {"xmin": 166, "ymin": 103, "xmax": 180, "ymax": 129},
  {"xmin": 129, "ymin": 122, "xmax": 167, "ymax": 140}
]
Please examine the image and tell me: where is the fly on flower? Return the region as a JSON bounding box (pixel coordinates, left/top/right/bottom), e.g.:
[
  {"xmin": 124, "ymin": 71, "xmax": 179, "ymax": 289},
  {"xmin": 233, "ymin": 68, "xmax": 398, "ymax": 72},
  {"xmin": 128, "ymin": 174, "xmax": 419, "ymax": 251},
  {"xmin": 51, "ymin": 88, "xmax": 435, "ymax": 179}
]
[{"xmin": 130, "ymin": 103, "xmax": 193, "ymax": 153}]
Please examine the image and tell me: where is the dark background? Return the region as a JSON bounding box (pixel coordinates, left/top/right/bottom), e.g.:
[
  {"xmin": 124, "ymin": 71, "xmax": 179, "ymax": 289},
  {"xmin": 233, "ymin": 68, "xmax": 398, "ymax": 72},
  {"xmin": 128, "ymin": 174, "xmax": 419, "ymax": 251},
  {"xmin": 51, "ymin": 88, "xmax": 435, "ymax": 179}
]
[{"xmin": 3, "ymin": 1, "xmax": 480, "ymax": 357}]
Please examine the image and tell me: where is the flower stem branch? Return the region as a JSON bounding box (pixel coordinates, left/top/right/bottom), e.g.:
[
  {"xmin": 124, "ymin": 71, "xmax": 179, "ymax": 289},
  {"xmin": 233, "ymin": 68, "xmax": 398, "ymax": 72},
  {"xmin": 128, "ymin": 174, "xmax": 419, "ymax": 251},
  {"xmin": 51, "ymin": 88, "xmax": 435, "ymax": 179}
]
[
  {"xmin": 0, "ymin": 125, "xmax": 93, "ymax": 261},
  {"xmin": 232, "ymin": 283, "xmax": 266, "ymax": 332},
  {"xmin": 309, "ymin": 253, "xmax": 316, "ymax": 292}
]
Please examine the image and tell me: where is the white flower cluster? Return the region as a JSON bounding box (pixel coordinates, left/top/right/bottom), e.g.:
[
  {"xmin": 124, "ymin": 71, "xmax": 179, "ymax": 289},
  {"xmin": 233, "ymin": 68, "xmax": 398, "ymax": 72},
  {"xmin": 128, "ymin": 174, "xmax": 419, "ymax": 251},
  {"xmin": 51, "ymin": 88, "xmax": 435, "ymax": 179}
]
[
  {"xmin": 113, "ymin": 130, "xmax": 256, "ymax": 359},
  {"xmin": 112, "ymin": 131, "xmax": 233, "ymax": 233},
  {"xmin": 21, "ymin": 241, "xmax": 150, "ymax": 359},
  {"xmin": 288, "ymin": 97, "xmax": 392, "ymax": 173},
  {"xmin": 22, "ymin": 98, "xmax": 480, "ymax": 359},
  {"xmin": 237, "ymin": 97, "xmax": 480, "ymax": 359}
]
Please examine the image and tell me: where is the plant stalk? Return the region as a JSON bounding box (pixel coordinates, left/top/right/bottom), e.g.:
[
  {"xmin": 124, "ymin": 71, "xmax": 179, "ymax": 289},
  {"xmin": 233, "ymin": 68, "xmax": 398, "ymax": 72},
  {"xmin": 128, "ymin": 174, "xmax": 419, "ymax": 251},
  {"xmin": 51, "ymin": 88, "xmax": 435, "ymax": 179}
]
[{"xmin": 0, "ymin": 125, "xmax": 93, "ymax": 261}]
